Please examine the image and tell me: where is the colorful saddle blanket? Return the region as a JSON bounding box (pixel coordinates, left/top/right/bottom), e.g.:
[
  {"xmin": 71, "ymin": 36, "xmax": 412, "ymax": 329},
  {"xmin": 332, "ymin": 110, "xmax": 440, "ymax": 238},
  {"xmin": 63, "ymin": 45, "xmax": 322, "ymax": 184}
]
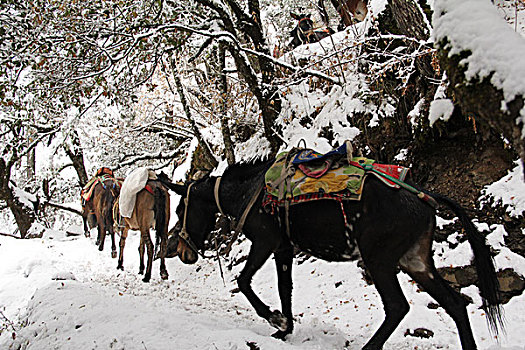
[
  {"xmin": 264, "ymin": 150, "xmax": 410, "ymax": 208},
  {"xmin": 81, "ymin": 173, "xmax": 120, "ymax": 203}
]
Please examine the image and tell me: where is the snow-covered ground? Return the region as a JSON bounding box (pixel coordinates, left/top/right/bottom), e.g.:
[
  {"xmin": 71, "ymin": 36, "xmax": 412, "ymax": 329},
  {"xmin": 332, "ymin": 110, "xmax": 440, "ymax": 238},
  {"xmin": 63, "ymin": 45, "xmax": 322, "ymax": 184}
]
[
  {"xmin": 1, "ymin": 163, "xmax": 524, "ymax": 350},
  {"xmin": 1, "ymin": 1, "xmax": 525, "ymax": 349}
]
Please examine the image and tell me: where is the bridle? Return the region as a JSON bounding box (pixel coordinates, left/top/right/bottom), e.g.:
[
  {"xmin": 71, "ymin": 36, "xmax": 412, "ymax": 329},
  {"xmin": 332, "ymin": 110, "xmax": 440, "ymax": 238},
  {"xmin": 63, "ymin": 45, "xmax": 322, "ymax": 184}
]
[
  {"xmin": 297, "ymin": 17, "xmax": 315, "ymax": 41},
  {"xmin": 178, "ymin": 182, "xmax": 202, "ymax": 256},
  {"xmin": 178, "ymin": 175, "xmax": 264, "ymax": 258}
]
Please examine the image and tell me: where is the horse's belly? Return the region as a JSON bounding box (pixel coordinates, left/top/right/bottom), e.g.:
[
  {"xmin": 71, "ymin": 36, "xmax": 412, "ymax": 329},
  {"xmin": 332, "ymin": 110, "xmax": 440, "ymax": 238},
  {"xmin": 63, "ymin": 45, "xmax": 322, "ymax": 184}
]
[
  {"xmin": 290, "ymin": 216, "xmax": 360, "ymax": 261},
  {"xmin": 295, "ymin": 240, "xmax": 360, "ymax": 262}
]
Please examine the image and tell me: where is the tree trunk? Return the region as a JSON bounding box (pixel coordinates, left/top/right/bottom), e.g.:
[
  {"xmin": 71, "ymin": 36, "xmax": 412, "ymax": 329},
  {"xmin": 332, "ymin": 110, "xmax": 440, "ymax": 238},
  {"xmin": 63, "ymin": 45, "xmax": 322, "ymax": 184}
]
[
  {"xmin": 173, "ymin": 70, "xmax": 218, "ymax": 169},
  {"xmin": 27, "ymin": 148, "xmax": 36, "ymax": 180},
  {"xmin": 217, "ymin": 0, "xmax": 282, "ymax": 154},
  {"xmin": 64, "ymin": 129, "xmax": 89, "ymax": 186},
  {"xmin": 218, "ymin": 43, "xmax": 236, "ymax": 165},
  {"xmin": 388, "ymin": 0, "xmax": 436, "ymax": 97},
  {"xmin": 0, "ymin": 158, "xmax": 35, "ymax": 238}
]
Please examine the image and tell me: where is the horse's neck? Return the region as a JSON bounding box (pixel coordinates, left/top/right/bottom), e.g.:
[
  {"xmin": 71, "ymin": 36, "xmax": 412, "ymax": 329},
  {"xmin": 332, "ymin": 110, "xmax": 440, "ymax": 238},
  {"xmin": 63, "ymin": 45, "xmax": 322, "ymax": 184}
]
[
  {"xmin": 291, "ymin": 27, "xmax": 307, "ymax": 46},
  {"xmin": 220, "ymin": 163, "xmax": 269, "ymax": 217}
]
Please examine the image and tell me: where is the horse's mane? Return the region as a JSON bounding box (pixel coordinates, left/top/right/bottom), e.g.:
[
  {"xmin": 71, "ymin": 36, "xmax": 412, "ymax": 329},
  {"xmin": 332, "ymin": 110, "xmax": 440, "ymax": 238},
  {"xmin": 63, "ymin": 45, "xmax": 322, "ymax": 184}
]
[{"xmin": 222, "ymin": 159, "xmax": 274, "ymax": 181}]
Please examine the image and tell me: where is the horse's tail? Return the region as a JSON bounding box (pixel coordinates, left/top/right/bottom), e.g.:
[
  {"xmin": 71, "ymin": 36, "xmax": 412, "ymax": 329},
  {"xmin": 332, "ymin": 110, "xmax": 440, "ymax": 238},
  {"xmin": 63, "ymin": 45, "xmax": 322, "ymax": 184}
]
[
  {"xmin": 153, "ymin": 186, "xmax": 168, "ymax": 258},
  {"xmin": 430, "ymin": 192, "xmax": 505, "ymax": 336},
  {"xmin": 102, "ymin": 187, "xmax": 116, "ymax": 230}
]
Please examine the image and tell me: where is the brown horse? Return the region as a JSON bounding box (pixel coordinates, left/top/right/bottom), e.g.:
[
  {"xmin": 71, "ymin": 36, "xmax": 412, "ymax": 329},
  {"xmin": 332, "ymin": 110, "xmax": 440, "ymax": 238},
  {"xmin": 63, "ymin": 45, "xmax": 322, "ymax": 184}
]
[
  {"xmin": 115, "ymin": 179, "xmax": 197, "ymax": 282},
  {"xmin": 82, "ymin": 179, "xmax": 120, "ymax": 258},
  {"xmin": 289, "ymin": 13, "xmax": 335, "ymax": 48},
  {"xmin": 330, "ymin": 0, "xmax": 368, "ymax": 27}
]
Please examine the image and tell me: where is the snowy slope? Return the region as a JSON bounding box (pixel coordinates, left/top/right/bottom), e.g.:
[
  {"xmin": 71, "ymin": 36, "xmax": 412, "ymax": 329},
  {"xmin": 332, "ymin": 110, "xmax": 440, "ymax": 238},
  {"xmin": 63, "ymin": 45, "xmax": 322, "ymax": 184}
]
[
  {"xmin": 1, "ymin": 203, "xmax": 524, "ymax": 350},
  {"xmin": 2, "ymin": 1, "xmax": 525, "ymax": 349}
]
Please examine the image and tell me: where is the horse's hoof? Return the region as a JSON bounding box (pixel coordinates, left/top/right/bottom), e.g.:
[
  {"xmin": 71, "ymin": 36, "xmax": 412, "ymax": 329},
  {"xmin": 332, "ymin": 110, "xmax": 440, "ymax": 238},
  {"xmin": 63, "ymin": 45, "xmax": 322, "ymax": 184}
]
[
  {"xmin": 138, "ymin": 269, "xmax": 144, "ymax": 275},
  {"xmin": 116, "ymin": 264, "xmax": 124, "ymax": 271},
  {"xmin": 268, "ymin": 310, "xmax": 288, "ymax": 332},
  {"xmin": 142, "ymin": 275, "xmax": 151, "ymax": 283},
  {"xmin": 98, "ymin": 246, "xmax": 103, "ymax": 252},
  {"xmin": 271, "ymin": 329, "xmax": 290, "ymax": 340},
  {"xmin": 111, "ymin": 251, "xmax": 117, "ymax": 259},
  {"xmin": 95, "ymin": 240, "xmax": 100, "ymax": 245},
  {"xmin": 160, "ymin": 271, "xmax": 169, "ymax": 280}
]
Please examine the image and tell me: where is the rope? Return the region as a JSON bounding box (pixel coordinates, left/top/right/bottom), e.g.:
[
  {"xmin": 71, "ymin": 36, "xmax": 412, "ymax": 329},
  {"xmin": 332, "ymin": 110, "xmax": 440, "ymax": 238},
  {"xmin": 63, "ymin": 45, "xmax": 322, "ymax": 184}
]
[{"xmin": 349, "ymin": 161, "xmax": 439, "ymax": 208}]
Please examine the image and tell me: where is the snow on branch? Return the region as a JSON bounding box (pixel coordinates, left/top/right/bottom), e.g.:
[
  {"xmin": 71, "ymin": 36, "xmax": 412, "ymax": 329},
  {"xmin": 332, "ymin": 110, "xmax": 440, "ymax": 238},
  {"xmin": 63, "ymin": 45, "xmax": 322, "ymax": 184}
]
[
  {"xmin": 146, "ymin": 23, "xmax": 341, "ymax": 85},
  {"xmin": 433, "ymin": 0, "xmax": 525, "ymax": 119},
  {"xmin": 433, "ymin": 0, "xmax": 525, "ymax": 173},
  {"xmin": 115, "ymin": 142, "xmax": 190, "ymax": 170}
]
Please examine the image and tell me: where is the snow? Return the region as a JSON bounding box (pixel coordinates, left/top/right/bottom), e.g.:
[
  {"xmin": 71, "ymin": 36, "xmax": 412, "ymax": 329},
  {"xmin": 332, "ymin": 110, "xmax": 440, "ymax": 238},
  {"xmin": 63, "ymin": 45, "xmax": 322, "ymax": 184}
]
[
  {"xmin": 1, "ymin": 204, "xmax": 524, "ymax": 349},
  {"xmin": 394, "ymin": 148, "xmax": 408, "ymax": 161},
  {"xmin": 429, "ymin": 98, "xmax": 454, "ymax": 126},
  {"xmin": 481, "ymin": 161, "xmax": 525, "ymax": 218},
  {"xmin": 433, "ymin": 0, "xmax": 525, "ymax": 137},
  {"xmin": 2, "ymin": 1, "xmax": 525, "ymax": 348}
]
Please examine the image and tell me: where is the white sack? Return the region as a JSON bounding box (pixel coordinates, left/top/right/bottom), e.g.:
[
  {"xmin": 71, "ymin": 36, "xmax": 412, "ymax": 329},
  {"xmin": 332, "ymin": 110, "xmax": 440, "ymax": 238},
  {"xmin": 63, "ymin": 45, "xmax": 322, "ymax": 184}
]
[{"xmin": 119, "ymin": 167, "xmax": 149, "ymax": 218}]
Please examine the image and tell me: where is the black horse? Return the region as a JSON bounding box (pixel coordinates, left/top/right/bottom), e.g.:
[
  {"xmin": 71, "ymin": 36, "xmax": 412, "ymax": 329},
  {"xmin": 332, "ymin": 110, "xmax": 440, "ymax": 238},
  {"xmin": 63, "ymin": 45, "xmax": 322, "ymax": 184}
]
[
  {"xmin": 166, "ymin": 160, "xmax": 504, "ymax": 349},
  {"xmin": 290, "ymin": 13, "xmax": 335, "ymax": 48}
]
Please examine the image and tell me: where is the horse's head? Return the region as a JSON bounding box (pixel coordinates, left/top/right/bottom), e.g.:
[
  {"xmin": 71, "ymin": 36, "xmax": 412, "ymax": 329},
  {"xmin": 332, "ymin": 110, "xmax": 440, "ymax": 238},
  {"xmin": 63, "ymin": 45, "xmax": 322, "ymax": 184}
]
[
  {"xmin": 292, "ymin": 13, "xmax": 314, "ymax": 33},
  {"xmin": 290, "ymin": 13, "xmax": 314, "ymax": 48},
  {"xmin": 170, "ymin": 177, "xmax": 218, "ymax": 262},
  {"xmin": 166, "ymin": 223, "xmax": 198, "ymax": 264}
]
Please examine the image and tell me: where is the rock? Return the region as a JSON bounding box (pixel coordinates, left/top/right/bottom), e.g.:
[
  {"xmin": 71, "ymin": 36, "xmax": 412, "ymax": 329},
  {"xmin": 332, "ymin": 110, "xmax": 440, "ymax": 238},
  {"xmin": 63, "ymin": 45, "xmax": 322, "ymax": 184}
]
[
  {"xmin": 404, "ymin": 328, "xmax": 434, "ymax": 339},
  {"xmin": 497, "ymin": 268, "xmax": 525, "ymax": 304}
]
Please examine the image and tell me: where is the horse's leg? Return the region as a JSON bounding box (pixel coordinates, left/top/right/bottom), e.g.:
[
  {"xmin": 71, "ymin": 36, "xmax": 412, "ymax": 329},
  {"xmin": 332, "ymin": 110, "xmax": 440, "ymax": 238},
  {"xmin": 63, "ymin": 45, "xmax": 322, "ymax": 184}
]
[
  {"xmin": 109, "ymin": 224, "xmax": 117, "ymax": 258},
  {"xmin": 82, "ymin": 215, "xmax": 89, "ymax": 237},
  {"xmin": 406, "ymin": 266, "xmax": 476, "ymax": 349},
  {"xmin": 160, "ymin": 257, "xmax": 168, "ymax": 280},
  {"xmin": 400, "ymin": 233, "xmax": 477, "ymax": 349},
  {"xmin": 117, "ymin": 227, "xmax": 128, "ymax": 270},
  {"xmin": 362, "ymin": 262, "xmax": 409, "ymax": 350},
  {"xmin": 138, "ymin": 236, "xmax": 145, "ymax": 275},
  {"xmin": 95, "ymin": 218, "xmax": 101, "ymax": 246},
  {"xmin": 271, "ymin": 241, "xmax": 294, "ymax": 339},
  {"xmin": 159, "ymin": 234, "xmax": 168, "ymax": 280},
  {"xmin": 158, "ymin": 206, "xmax": 169, "ymax": 280},
  {"xmin": 142, "ymin": 228, "xmax": 154, "ymax": 283},
  {"xmin": 238, "ymin": 240, "xmax": 285, "ymax": 332},
  {"xmin": 97, "ymin": 221, "xmax": 106, "ymax": 251}
]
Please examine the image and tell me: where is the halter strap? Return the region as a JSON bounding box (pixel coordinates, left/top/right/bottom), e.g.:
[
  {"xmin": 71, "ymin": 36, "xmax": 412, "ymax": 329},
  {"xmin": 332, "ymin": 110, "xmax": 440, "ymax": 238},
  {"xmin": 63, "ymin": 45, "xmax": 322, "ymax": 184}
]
[
  {"xmin": 213, "ymin": 176, "xmax": 263, "ymax": 234},
  {"xmin": 214, "ymin": 177, "xmax": 226, "ymax": 216},
  {"xmin": 179, "ymin": 182, "xmax": 201, "ymax": 255},
  {"xmin": 212, "ymin": 176, "xmax": 264, "ymax": 255},
  {"xmin": 180, "ymin": 176, "xmax": 264, "ymax": 257},
  {"xmin": 297, "ymin": 17, "xmax": 315, "ymax": 37}
]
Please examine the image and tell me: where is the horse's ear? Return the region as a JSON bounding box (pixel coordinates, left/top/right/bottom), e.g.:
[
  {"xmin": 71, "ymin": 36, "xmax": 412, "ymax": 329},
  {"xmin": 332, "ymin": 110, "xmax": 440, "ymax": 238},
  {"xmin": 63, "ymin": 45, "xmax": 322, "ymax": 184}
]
[{"xmin": 290, "ymin": 12, "xmax": 299, "ymax": 20}]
